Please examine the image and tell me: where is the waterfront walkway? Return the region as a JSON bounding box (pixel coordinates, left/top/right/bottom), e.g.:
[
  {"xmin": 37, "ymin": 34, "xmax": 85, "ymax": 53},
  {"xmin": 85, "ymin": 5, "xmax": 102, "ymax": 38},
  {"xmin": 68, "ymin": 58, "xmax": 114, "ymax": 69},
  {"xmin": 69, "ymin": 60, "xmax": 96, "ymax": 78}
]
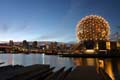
[
  {"xmin": 65, "ymin": 66, "xmax": 101, "ymax": 80},
  {"xmin": 0, "ymin": 64, "xmax": 111, "ymax": 80}
]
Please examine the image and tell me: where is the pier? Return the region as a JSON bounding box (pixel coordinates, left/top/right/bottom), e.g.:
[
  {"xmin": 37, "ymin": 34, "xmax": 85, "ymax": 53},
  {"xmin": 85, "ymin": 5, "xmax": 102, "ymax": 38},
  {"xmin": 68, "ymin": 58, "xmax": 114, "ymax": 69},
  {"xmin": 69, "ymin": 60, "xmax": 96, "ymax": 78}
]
[{"xmin": 0, "ymin": 64, "xmax": 111, "ymax": 80}]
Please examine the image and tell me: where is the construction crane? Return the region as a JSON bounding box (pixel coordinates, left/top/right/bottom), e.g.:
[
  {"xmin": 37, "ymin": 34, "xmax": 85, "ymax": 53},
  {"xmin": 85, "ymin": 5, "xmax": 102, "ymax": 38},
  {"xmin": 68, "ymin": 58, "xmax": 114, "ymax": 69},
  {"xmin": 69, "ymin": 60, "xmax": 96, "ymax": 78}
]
[
  {"xmin": 110, "ymin": 25, "xmax": 120, "ymax": 41},
  {"xmin": 110, "ymin": 32, "xmax": 120, "ymax": 41}
]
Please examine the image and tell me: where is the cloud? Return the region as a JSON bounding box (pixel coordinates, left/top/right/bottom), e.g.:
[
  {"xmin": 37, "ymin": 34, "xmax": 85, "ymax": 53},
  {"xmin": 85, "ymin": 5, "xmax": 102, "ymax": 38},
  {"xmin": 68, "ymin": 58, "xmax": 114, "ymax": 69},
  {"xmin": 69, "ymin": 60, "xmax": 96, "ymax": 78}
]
[
  {"xmin": 0, "ymin": 22, "xmax": 29, "ymax": 33},
  {"xmin": 15, "ymin": 25, "xmax": 29, "ymax": 34},
  {"xmin": 0, "ymin": 24, "xmax": 10, "ymax": 32},
  {"xmin": 32, "ymin": 31, "xmax": 69, "ymax": 41},
  {"xmin": 36, "ymin": 35, "xmax": 58, "ymax": 40},
  {"xmin": 32, "ymin": 31, "xmax": 77, "ymax": 43}
]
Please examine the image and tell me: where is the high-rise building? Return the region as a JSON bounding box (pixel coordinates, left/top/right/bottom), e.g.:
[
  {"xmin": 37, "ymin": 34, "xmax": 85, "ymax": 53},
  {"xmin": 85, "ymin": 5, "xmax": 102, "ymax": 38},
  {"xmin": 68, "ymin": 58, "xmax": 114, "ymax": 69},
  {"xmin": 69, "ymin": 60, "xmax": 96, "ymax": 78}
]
[
  {"xmin": 22, "ymin": 40, "xmax": 28, "ymax": 48},
  {"xmin": 9, "ymin": 40, "xmax": 14, "ymax": 46},
  {"xmin": 32, "ymin": 41, "xmax": 38, "ymax": 48}
]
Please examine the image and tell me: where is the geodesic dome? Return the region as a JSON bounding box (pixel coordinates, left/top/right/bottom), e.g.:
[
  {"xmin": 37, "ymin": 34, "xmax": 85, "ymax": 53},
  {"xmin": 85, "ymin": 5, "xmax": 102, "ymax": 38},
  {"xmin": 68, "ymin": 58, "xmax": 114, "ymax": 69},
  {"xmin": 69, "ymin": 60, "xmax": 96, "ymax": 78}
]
[{"xmin": 76, "ymin": 15, "xmax": 110, "ymax": 42}]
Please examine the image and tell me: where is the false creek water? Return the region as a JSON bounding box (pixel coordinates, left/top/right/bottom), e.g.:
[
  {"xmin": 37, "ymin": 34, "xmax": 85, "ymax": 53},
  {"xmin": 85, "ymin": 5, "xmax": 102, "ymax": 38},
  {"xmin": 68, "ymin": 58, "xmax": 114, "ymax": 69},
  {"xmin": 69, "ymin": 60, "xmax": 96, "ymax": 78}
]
[{"xmin": 0, "ymin": 53, "xmax": 120, "ymax": 80}]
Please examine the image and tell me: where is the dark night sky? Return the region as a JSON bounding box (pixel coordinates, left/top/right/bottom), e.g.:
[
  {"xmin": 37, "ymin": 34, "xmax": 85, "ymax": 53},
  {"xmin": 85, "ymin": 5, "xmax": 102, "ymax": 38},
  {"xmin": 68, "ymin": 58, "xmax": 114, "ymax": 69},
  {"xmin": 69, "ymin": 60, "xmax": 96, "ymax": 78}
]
[{"xmin": 0, "ymin": 0, "xmax": 120, "ymax": 42}]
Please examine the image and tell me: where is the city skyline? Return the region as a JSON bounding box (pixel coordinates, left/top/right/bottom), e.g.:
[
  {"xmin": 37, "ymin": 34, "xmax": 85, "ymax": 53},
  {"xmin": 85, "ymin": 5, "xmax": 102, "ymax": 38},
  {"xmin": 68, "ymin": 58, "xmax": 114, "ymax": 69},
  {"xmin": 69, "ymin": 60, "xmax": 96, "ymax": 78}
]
[{"xmin": 0, "ymin": 0, "xmax": 120, "ymax": 42}]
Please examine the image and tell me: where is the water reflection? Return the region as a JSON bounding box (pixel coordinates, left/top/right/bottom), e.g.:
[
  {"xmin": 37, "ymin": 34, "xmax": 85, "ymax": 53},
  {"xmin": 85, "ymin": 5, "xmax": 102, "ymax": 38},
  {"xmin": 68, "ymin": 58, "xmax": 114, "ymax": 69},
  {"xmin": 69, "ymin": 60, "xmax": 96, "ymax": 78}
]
[
  {"xmin": 0, "ymin": 54, "xmax": 120, "ymax": 79},
  {"xmin": 73, "ymin": 58, "xmax": 120, "ymax": 80},
  {"xmin": 98, "ymin": 59, "xmax": 114, "ymax": 80},
  {"xmin": 73, "ymin": 58, "xmax": 98, "ymax": 67},
  {"xmin": 98, "ymin": 59, "xmax": 120, "ymax": 80}
]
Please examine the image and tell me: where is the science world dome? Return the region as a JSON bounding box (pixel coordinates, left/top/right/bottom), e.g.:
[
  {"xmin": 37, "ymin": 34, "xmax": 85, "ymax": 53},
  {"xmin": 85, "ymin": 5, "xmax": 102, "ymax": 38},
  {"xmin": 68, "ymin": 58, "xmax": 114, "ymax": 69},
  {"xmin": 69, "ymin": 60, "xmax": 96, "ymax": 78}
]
[{"xmin": 76, "ymin": 15, "xmax": 110, "ymax": 42}]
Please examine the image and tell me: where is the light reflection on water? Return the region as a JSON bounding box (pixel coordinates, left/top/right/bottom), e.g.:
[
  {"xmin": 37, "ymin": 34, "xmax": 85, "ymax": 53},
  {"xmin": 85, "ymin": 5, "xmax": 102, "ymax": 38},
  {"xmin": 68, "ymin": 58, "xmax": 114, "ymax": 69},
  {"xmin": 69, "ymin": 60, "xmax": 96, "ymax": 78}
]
[
  {"xmin": 0, "ymin": 54, "xmax": 74, "ymax": 70},
  {"xmin": 0, "ymin": 53, "xmax": 120, "ymax": 79}
]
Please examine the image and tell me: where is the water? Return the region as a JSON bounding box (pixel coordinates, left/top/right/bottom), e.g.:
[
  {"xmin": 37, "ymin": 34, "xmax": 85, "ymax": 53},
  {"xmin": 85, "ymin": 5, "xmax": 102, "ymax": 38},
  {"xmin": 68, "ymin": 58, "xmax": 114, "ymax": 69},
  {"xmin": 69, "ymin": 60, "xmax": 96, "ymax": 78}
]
[{"xmin": 0, "ymin": 53, "xmax": 120, "ymax": 80}]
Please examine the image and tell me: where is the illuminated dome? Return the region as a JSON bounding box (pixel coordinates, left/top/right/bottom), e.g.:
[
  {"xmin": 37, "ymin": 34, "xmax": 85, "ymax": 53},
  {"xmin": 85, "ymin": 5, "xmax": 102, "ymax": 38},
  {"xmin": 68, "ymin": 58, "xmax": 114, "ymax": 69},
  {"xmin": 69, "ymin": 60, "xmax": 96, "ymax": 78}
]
[{"xmin": 76, "ymin": 15, "xmax": 110, "ymax": 42}]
